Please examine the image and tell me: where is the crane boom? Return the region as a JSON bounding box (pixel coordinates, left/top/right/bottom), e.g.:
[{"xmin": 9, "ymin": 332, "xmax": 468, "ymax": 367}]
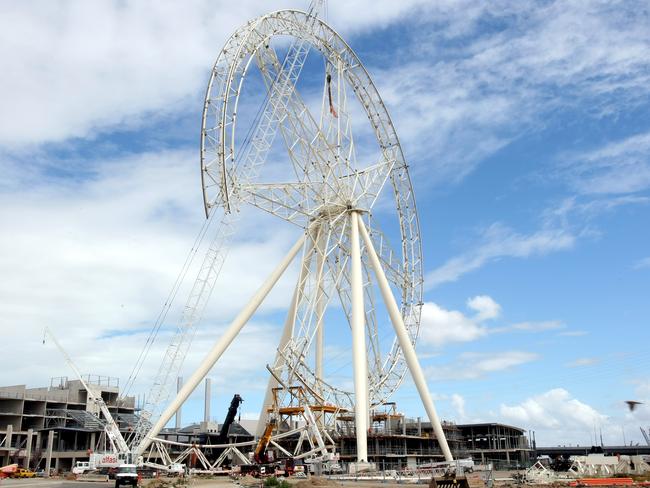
[
  {"xmin": 44, "ymin": 327, "xmax": 131, "ymax": 457},
  {"xmin": 217, "ymin": 394, "xmax": 243, "ymax": 444},
  {"xmin": 131, "ymin": 0, "xmax": 325, "ymax": 459},
  {"xmin": 641, "ymin": 427, "xmax": 650, "ymax": 446}
]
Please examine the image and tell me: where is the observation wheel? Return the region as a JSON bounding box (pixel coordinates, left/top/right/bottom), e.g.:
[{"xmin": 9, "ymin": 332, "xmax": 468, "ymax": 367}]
[{"xmin": 200, "ymin": 10, "xmax": 423, "ymax": 412}]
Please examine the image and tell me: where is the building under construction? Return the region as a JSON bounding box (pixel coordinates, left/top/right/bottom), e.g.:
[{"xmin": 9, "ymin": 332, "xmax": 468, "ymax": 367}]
[
  {"xmin": 1, "ymin": 377, "xmax": 532, "ymax": 472},
  {"xmin": 0, "ymin": 376, "xmax": 137, "ymax": 472}
]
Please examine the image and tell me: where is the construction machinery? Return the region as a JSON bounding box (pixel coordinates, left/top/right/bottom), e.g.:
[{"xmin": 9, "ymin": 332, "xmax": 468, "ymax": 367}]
[
  {"xmin": 43, "ymin": 327, "xmax": 132, "ymax": 465},
  {"xmin": 254, "ymin": 419, "xmax": 276, "ymax": 464},
  {"xmin": 216, "ymin": 394, "xmax": 243, "ymax": 445}
]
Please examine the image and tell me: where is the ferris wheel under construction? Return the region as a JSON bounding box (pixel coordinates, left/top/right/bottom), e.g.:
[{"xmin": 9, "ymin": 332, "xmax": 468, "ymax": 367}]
[{"xmin": 49, "ymin": 1, "xmax": 454, "ymax": 473}]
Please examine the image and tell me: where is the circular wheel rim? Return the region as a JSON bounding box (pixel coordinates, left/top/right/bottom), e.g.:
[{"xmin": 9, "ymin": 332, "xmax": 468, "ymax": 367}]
[{"xmin": 200, "ymin": 10, "xmax": 423, "ymax": 410}]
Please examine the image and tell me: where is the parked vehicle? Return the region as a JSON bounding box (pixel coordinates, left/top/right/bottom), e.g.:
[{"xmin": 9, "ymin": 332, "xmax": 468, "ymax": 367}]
[
  {"xmin": 12, "ymin": 468, "xmax": 37, "ymax": 478},
  {"xmin": 115, "ymin": 464, "xmax": 138, "ymax": 487},
  {"xmin": 72, "ymin": 461, "xmax": 92, "ymax": 475}
]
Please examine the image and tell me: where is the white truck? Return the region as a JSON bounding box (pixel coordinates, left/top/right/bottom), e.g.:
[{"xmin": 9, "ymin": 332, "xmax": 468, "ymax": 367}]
[
  {"xmin": 114, "ymin": 464, "xmax": 138, "ymax": 488},
  {"xmin": 72, "ymin": 452, "xmax": 128, "ymax": 475}
]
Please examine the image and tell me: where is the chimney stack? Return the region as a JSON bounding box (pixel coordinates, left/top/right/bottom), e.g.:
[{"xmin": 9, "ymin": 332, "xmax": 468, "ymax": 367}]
[
  {"xmin": 175, "ymin": 376, "xmax": 183, "ymax": 429},
  {"xmin": 204, "ymin": 378, "xmax": 212, "ymax": 423}
]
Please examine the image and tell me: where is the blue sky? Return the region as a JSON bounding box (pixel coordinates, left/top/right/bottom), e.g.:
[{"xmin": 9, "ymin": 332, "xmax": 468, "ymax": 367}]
[{"xmin": 1, "ymin": 0, "xmax": 649, "ymax": 447}]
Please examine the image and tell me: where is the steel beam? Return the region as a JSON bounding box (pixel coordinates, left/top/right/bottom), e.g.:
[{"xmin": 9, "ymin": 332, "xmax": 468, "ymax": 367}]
[
  {"xmin": 349, "ymin": 211, "xmax": 368, "ymax": 462},
  {"xmin": 357, "ymin": 216, "xmax": 453, "ymax": 462},
  {"xmin": 137, "ymin": 232, "xmax": 306, "ymax": 456}
]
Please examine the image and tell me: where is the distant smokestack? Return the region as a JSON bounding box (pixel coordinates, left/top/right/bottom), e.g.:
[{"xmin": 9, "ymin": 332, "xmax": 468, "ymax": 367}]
[
  {"xmin": 204, "ymin": 378, "xmax": 212, "ymax": 423},
  {"xmin": 175, "ymin": 376, "xmax": 183, "ymax": 429}
]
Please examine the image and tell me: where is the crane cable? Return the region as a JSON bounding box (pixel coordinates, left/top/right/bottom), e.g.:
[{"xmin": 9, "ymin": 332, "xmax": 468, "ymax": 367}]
[
  {"xmin": 122, "ymin": 208, "xmax": 217, "ymax": 398},
  {"xmin": 122, "ymin": 39, "xmax": 302, "ymax": 399}
]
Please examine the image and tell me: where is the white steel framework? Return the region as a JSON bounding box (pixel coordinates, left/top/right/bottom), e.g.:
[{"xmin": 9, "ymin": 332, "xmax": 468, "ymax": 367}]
[{"xmin": 137, "ymin": 7, "xmax": 453, "ymax": 465}]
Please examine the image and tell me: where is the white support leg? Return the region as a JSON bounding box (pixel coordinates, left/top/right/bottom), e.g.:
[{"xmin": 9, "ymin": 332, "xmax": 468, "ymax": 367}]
[
  {"xmin": 315, "ymin": 226, "xmax": 327, "ymax": 390},
  {"xmin": 137, "ymin": 233, "xmax": 306, "ymax": 456},
  {"xmin": 349, "ymin": 211, "xmax": 369, "ymax": 463},
  {"xmin": 357, "ymin": 217, "xmax": 454, "ymax": 462},
  {"xmin": 256, "ymin": 232, "xmax": 315, "ymax": 437}
]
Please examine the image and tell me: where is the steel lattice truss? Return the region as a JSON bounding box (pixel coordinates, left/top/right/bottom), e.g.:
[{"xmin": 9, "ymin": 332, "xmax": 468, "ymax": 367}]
[{"xmin": 200, "ymin": 9, "xmax": 423, "ymax": 413}]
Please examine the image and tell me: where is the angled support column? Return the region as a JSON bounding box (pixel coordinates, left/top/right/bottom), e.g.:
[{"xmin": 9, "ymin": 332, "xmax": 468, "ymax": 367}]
[
  {"xmin": 357, "ymin": 217, "xmax": 453, "ymax": 462},
  {"xmin": 138, "ymin": 232, "xmax": 306, "ymax": 456},
  {"xmin": 349, "ymin": 211, "xmax": 368, "ymax": 463},
  {"xmin": 314, "ymin": 226, "xmax": 327, "ymax": 389},
  {"xmin": 256, "ymin": 230, "xmax": 315, "ymax": 437}
]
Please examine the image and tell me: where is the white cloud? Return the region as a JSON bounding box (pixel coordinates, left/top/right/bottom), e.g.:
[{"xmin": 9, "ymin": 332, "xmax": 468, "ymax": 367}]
[
  {"xmin": 419, "ymin": 296, "xmax": 563, "ymax": 348},
  {"xmin": 0, "ymin": 148, "xmax": 303, "ymax": 406},
  {"xmin": 419, "ymin": 302, "xmax": 487, "ymax": 348},
  {"xmin": 0, "ymin": 0, "xmax": 437, "ymax": 149},
  {"xmin": 566, "ymin": 357, "xmax": 600, "ymax": 368},
  {"xmin": 467, "ymin": 295, "xmax": 501, "ymax": 321},
  {"xmin": 451, "ymin": 393, "xmax": 466, "ymax": 420},
  {"xmin": 499, "ymin": 388, "xmax": 607, "ymax": 445},
  {"xmin": 558, "ymin": 330, "xmax": 589, "ymax": 337},
  {"xmin": 426, "ymin": 223, "xmax": 575, "ymax": 288},
  {"xmin": 558, "ymin": 131, "xmax": 650, "ymax": 195},
  {"xmin": 372, "ymin": 1, "xmax": 650, "ymax": 186},
  {"xmin": 510, "ymin": 321, "xmax": 564, "ymax": 332},
  {"xmin": 427, "ymin": 351, "xmax": 539, "ymax": 381}
]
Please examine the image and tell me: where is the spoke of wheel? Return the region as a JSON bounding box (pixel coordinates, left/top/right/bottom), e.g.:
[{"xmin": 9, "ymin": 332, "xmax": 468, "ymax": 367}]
[{"xmin": 254, "ymin": 45, "xmax": 347, "ymax": 204}]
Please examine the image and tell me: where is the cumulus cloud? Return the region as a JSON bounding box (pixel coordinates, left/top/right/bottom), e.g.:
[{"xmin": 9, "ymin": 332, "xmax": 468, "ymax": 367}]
[
  {"xmin": 467, "ymin": 295, "xmax": 501, "ymax": 321},
  {"xmin": 499, "ymin": 388, "xmax": 607, "ymax": 444},
  {"xmin": 0, "ymin": 148, "xmax": 302, "ymax": 410},
  {"xmin": 419, "ymin": 301, "xmax": 488, "ymax": 348},
  {"xmin": 419, "ymin": 296, "xmax": 565, "ymax": 348},
  {"xmin": 0, "ymin": 0, "xmax": 437, "ymax": 149},
  {"xmin": 451, "ymin": 393, "xmax": 467, "ymax": 420}
]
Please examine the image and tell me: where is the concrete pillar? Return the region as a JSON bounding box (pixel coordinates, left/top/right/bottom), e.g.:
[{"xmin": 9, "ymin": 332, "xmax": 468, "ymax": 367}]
[
  {"xmin": 175, "ymin": 376, "xmax": 183, "ymax": 429},
  {"xmin": 35, "ymin": 432, "xmax": 41, "ymax": 455},
  {"xmin": 204, "ymin": 378, "xmax": 211, "ymax": 423},
  {"xmin": 90, "ymin": 432, "xmax": 96, "ymax": 452},
  {"xmin": 417, "ymin": 417, "xmax": 422, "ymax": 436},
  {"xmin": 3, "ymin": 424, "xmax": 12, "ymax": 466},
  {"xmin": 24, "ymin": 429, "xmax": 33, "ymax": 468},
  {"xmin": 5, "ymin": 423, "xmax": 13, "ymax": 448},
  {"xmin": 45, "ymin": 430, "xmax": 54, "ymax": 477}
]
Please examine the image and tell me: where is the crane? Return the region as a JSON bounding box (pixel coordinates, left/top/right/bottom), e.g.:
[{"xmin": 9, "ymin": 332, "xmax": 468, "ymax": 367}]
[
  {"xmin": 641, "ymin": 427, "xmax": 650, "ymax": 446},
  {"xmin": 129, "ymin": 0, "xmax": 327, "ymax": 460},
  {"xmin": 254, "ymin": 419, "xmax": 276, "ymax": 464},
  {"xmin": 216, "ymin": 394, "xmax": 243, "ymax": 445},
  {"xmin": 43, "ymin": 327, "xmax": 131, "ymax": 461}
]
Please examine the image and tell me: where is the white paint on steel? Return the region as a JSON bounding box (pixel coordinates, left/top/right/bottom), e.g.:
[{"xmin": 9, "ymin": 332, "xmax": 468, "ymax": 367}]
[
  {"xmin": 256, "ymin": 233, "xmax": 315, "ymax": 437},
  {"xmin": 349, "ymin": 211, "xmax": 368, "ymax": 463},
  {"xmin": 358, "ymin": 217, "xmax": 453, "ymax": 462}
]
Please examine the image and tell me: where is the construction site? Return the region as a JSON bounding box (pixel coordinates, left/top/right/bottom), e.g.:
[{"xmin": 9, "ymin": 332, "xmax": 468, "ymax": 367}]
[{"xmin": 2, "ymin": 1, "xmax": 649, "ymax": 488}]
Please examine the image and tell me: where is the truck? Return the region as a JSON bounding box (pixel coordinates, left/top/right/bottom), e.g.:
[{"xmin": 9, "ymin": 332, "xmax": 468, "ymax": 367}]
[
  {"xmin": 114, "ymin": 464, "xmax": 139, "ymax": 487},
  {"xmin": 73, "ymin": 452, "xmax": 130, "ymax": 475}
]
